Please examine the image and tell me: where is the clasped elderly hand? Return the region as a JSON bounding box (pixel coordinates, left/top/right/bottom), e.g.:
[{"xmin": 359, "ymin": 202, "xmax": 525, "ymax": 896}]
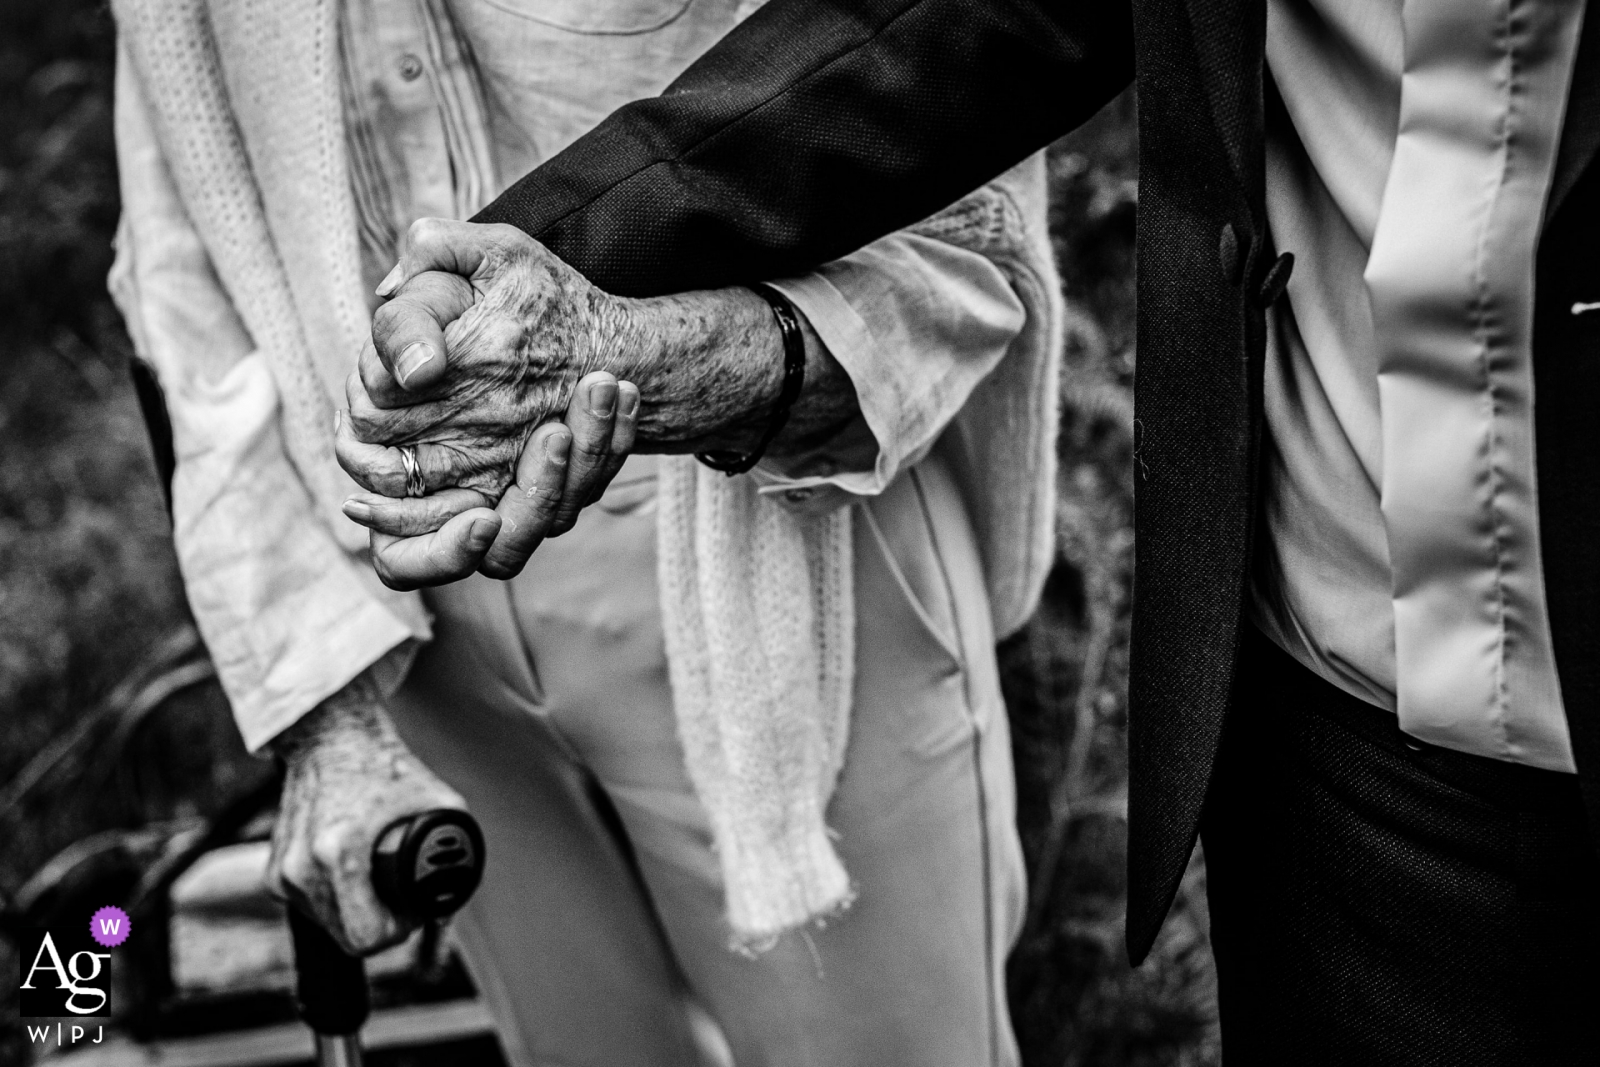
[
  {"xmin": 334, "ymin": 219, "xmax": 644, "ymax": 588},
  {"xmin": 334, "ymin": 217, "xmax": 846, "ymax": 589}
]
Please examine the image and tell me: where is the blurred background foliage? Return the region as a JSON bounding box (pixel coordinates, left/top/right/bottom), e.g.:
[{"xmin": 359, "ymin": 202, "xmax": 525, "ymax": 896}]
[{"xmin": 0, "ymin": 0, "xmax": 1217, "ymax": 1063}]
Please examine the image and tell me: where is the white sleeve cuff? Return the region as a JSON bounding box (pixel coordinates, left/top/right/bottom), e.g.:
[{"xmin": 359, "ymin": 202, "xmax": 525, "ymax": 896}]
[{"xmin": 759, "ymin": 233, "xmax": 1026, "ymax": 513}]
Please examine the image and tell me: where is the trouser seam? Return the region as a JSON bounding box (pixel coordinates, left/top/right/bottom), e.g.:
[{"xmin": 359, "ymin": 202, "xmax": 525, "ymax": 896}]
[
  {"xmin": 911, "ymin": 468, "xmax": 1001, "ymax": 1064},
  {"xmin": 969, "ymin": 713, "xmax": 999, "ymax": 1065}
]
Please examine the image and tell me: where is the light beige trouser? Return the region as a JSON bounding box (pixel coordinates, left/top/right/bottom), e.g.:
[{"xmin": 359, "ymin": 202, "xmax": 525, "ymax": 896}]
[{"xmin": 388, "ymin": 452, "xmax": 1025, "ymax": 1067}]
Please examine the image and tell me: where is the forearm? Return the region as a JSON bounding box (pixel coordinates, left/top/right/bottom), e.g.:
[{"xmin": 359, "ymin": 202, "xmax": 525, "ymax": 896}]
[
  {"xmin": 605, "ymin": 287, "xmax": 859, "ymax": 457},
  {"xmin": 269, "ymin": 673, "xmax": 400, "ymax": 763}
]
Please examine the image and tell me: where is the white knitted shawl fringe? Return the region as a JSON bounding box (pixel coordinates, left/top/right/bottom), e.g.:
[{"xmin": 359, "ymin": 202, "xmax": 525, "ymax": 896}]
[{"xmin": 658, "ymin": 463, "xmax": 856, "ymax": 947}]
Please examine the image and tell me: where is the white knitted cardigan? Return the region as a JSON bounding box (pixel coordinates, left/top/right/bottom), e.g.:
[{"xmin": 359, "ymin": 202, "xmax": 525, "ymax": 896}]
[
  {"xmin": 114, "ymin": 0, "xmax": 1061, "ymax": 946},
  {"xmin": 114, "ymin": 0, "xmax": 370, "ymax": 544}
]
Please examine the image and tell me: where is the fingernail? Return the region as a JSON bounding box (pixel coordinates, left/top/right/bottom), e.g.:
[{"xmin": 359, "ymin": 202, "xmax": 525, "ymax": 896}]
[
  {"xmin": 396, "ymin": 342, "xmax": 435, "ymax": 385},
  {"xmin": 545, "ymin": 432, "xmax": 571, "ymax": 463},
  {"xmin": 376, "ymin": 263, "xmax": 404, "ymax": 297},
  {"xmin": 342, "ymin": 499, "xmax": 372, "ymax": 522},
  {"xmin": 620, "ymin": 387, "xmax": 640, "ymax": 417},
  {"xmin": 334, "ymin": 409, "xmax": 343, "ymax": 433},
  {"xmin": 468, "ymin": 516, "xmax": 497, "ymax": 547},
  {"xmin": 589, "ymin": 380, "xmax": 617, "ymax": 416}
]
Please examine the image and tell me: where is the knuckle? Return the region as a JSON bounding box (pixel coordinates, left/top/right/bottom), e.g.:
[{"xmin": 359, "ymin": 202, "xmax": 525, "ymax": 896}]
[
  {"xmin": 371, "ymin": 299, "xmax": 399, "ymax": 333},
  {"xmin": 358, "ymin": 358, "xmax": 388, "ymax": 398},
  {"xmin": 490, "ymin": 223, "xmax": 533, "ymax": 252},
  {"xmin": 345, "ymin": 923, "xmax": 384, "ymax": 956},
  {"xmin": 333, "ymin": 448, "xmax": 360, "ymax": 482},
  {"xmin": 345, "ymin": 408, "xmax": 385, "ymax": 442},
  {"xmin": 525, "ymin": 481, "xmax": 563, "ymax": 505},
  {"xmin": 309, "ymin": 827, "xmax": 353, "ymax": 871},
  {"xmin": 572, "ymin": 431, "xmax": 610, "ymax": 457},
  {"xmin": 345, "ymin": 387, "xmax": 382, "ymax": 425},
  {"xmin": 278, "ymin": 850, "xmax": 317, "ymax": 892},
  {"xmin": 367, "ymin": 469, "xmax": 403, "ymax": 498},
  {"xmin": 409, "ymin": 216, "xmax": 446, "ymax": 245},
  {"xmin": 370, "ymin": 304, "xmax": 403, "ymax": 350},
  {"xmin": 344, "ymin": 369, "xmax": 365, "ymax": 407},
  {"xmin": 413, "ymin": 271, "xmax": 466, "ymax": 312}
]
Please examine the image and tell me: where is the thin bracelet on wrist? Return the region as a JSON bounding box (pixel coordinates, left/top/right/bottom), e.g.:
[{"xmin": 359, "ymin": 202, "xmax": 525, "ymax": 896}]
[{"xmin": 695, "ymin": 283, "xmax": 808, "ymax": 476}]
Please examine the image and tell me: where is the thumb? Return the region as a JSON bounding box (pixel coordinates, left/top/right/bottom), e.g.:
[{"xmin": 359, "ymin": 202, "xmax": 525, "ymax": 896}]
[
  {"xmin": 369, "ymin": 271, "xmax": 474, "ymax": 393},
  {"xmin": 370, "ymin": 509, "xmax": 502, "ymax": 591}
]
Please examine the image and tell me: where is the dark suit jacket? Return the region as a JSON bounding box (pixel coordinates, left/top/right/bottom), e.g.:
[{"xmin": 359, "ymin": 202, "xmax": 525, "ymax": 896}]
[{"xmin": 473, "ymin": 0, "xmax": 1600, "ymax": 963}]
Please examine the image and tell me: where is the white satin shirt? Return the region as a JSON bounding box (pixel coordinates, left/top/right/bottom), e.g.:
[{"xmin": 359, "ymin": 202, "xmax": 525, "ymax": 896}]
[{"xmin": 1250, "ymin": 0, "xmax": 1588, "ymax": 771}]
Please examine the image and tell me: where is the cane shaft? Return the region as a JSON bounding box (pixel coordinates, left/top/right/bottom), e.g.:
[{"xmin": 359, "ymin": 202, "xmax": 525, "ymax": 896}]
[
  {"xmin": 288, "ymin": 908, "xmax": 370, "ymax": 1036},
  {"xmin": 314, "ymin": 1033, "xmax": 364, "ymax": 1067},
  {"xmin": 288, "ymin": 810, "xmax": 483, "ymax": 1063}
]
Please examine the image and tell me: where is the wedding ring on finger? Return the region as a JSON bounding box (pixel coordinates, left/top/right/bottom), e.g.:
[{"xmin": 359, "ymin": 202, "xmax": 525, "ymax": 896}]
[{"xmin": 399, "ymin": 445, "xmax": 426, "ymax": 498}]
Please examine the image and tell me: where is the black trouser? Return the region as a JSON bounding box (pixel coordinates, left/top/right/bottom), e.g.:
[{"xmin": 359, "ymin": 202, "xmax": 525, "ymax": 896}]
[{"xmin": 1201, "ymin": 628, "xmax": 1600, "ymax": 1065}]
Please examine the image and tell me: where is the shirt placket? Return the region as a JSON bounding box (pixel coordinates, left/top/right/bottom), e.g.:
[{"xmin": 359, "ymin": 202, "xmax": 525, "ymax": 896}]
[{"xmin": 372, "ymin": 0, "xmax": 457, "ymax": 230}]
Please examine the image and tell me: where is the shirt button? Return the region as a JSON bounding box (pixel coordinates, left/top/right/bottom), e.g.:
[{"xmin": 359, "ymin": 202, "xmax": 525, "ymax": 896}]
[
  {"xmin": 1256, "ymin": 252, "xmax": 1295, "ymax": 308},
  {"xmin": 398, "ymin": 54, "xmax": 425, "ymax": 81},
  {"xmin": 784, "ymin": 488, "xmax": 815, "ymax": 504}
]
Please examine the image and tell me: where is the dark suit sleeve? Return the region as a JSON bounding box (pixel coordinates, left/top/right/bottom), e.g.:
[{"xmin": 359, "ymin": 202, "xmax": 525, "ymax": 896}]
[{"xmin": 472, "ymin": 0, "xmax": 1134, "ymax": 296}]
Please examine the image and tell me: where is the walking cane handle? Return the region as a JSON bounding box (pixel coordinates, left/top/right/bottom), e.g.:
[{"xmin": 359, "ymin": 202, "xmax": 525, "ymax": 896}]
[
  {"xmin": 370, "ymin": 809, "xmax": 485, "ymax": 922},
  {"xmin": 289, "ymin": 809, "xmax": 485, "ymax": 1064}
]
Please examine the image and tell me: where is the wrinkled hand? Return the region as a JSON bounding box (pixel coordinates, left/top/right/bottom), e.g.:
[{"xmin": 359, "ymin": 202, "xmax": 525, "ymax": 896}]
[
  {"xmin": 339, "ymin": 369, "xmax": 638, "ymax": 590},
  {"xmin": 334, "ymin": 216, "xmax": 835, "ymax": 593},
  {"xmin": 336, "ymin": 218, "xmax": 635, "ymax": 503},
  {"xmin": 266, "ymin": 680, "xmax": 466, "ymax": 956}
]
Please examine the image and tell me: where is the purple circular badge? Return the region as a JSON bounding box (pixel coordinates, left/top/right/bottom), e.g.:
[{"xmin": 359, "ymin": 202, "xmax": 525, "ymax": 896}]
[{"xmin": 90, "ymin": 905, "xmax": 131, "ymax": 948}]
